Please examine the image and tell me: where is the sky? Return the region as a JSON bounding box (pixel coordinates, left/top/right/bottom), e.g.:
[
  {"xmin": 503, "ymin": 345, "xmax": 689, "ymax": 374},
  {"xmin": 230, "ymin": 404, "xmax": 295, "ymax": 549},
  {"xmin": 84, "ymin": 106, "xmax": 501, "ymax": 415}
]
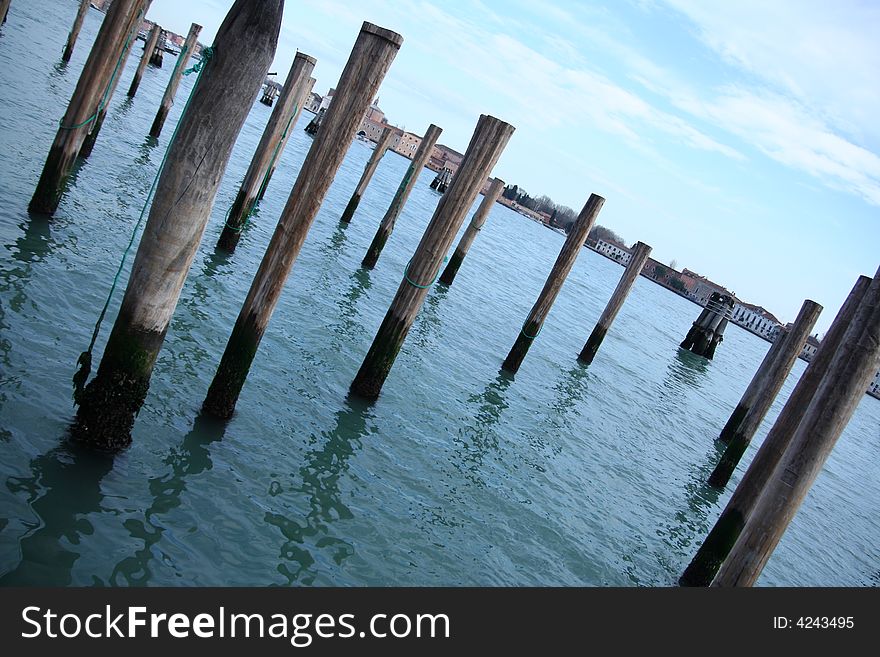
[{"xmin": 145, "ymin": 0, "xmax": 880, "ymax": 335}]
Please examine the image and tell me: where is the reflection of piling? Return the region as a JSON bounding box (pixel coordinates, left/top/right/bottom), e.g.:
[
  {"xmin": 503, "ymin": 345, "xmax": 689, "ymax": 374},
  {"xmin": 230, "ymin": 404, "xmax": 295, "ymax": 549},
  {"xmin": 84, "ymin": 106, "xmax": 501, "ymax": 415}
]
[
  {"xmin": 681, "ymin": 276, "xmax": 869, "ymax": 586},
  {"xmin": 79, "ymin": 3, "xmax": 147, "ymax": 158},
  {"xmin": 438, "ymin": 177, "xmax": 504, "ymax": 286},
  {"xmin": 148, "ymin": 22, "xmax": 202, "ymax": 138},
  {"xmin": 578, "ymin": 241, "xmax": 652, "ymax": 364},
  {"xmin": 72, "ymin": 0, "xmax": 283, "ymax": 451},
  {"xmin": 708, "ymin": 299, "xmax": 822, "ymax": 488},
  {"xmin": 259, "ymin": 75, "xmax": 315, "ymax": 201},
  {"xmin": 62, "ymin": 0, "xmax": 90, "ymax": 63},
  {"xmin": 712, "ymin": 268, "xmax": 880, "ymax": 586},
  {"xmin": 217, "ymin": 51, "xmax": 316, "ymax": 252},
  {"xmin": 29, "ymin": 0, "xmax": 150, "ymax": 216},
  {"xmin": 361, "ymin": 123, "xmax": 442, "ymax": 269},
  {"xmin": 128, "ymin": 23, "xmax": 162, "ymax": 98},
  {"xmin": 202, "ymin": 22, "xmax": 403, "ymax": 419},
  {"xmin": 501, "ymin": 194, "xmax": 605, "ymax": 374},
  {"xmin": 148, "ymin": 29, "xmax": 164, "ymax": 66},
  {"xmin": 680, "ymin": 292, "xmax": 735, "ymax": 359},
  {"xmin": 340, "ymin": 126, "xmax": 394, "ymax": 223},
  {"xmin": 350, "ymin": 115, "xmax": 514, "ymax": 400}
]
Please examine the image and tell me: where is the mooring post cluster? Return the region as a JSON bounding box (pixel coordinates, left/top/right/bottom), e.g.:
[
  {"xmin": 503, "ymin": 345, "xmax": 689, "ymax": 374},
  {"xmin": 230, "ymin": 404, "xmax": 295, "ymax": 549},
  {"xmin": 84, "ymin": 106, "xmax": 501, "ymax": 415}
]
[
  {"xmin": 340, "ymin": 125, "xmax": 395, "ymax": 223},
  {"xmin": 128, "ymin": 23, "xmax": 162, "ymax": 98},
  {"xmin": 217, "ymin": 50, "xmax": 317, "ymax": 252},
  {"xmin": 680, "ymin": 291, "xmax": 735, "ymax": 359},
  {"xmin": 149, "ymin": 21, "xmax": 201, "ymax": 138},
  {"xmin": 62, "ymin": 0, "xmax": 91, "ymax": 63},
  {"xmin": 71, "ymin": 0, "xmax": 284, "ymax": 450}
]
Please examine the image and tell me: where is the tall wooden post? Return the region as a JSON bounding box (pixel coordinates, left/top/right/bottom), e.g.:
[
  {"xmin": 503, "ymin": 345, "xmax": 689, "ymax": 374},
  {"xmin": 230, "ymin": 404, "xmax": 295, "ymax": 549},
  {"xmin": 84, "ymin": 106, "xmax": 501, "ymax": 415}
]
[
  {"xmin": 217, "ymin": 50, "xmax": 317, "ymax": 252},
  {"xmin": 712, "ymin": 268, "xmax": 880, "ymax": 586},
  {"xmin": 350, "ymin": 115, "xmax": 515, "ymax": 399},
  {"xmin": 708, "ymin": 299, "xmax": 822, "ymax": 488},
  {"xmin": 80, "ymin": 2, "xmax": 149, "ymax": 158},
  {"xmin": 577, "ymin": 241, "xmax": 652, "ymax": 364},
  {"xmin": 28, "ymin": 0, "xmax": 149, "ymax": 216},
  {"xmin": 438, "ymin": 177, "xmax": 504, "ymax": 286},
  {"xmin": 0, "ymin": 0, "xmax": 10, "ymax": 25},
  {"xmin": 62, "ymin": 0, "xmax": 91, "ymax": 63},
  {"xmin": 128, "ymin": 23, "xmax": 161, "ymax": 98},
  {"xmin": 71, "ymin": 0, "xmax": 283, "ymax": 451},
  {"xmin": 202, "ymin": 22, "xmax": 403, "ymax": 419},
  {"xmin": 681, "ymin": 276, "xmax": 870, "ymax": 586},
  {"xmin": 148, "ymin": 22, "xmax": 202, "ymax": 138},
  {"xmin": 149, "ymin": 29, "xmax": 164, "ymax": 66},
  {"xmin": 258, "ymin": 75, "xmax": 315, "ymax": 201},
  {"xmin": 340, "ymin": 126, "xmax": 395, "ymax": 223},
  {"xmin": 361, "ymin": 123, "xmax": 442, "ymax": 269},
  {"xmin": 501, "ymin": 194, "xmax": 605, "ymax": 374}
]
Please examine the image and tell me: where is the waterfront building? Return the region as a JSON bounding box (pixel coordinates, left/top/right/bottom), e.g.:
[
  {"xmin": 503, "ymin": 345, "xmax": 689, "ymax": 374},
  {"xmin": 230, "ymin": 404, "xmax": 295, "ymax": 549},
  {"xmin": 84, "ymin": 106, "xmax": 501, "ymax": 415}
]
[{"xmin": 595, "ymin": 239, "xmax": 632, "ymax": 265}]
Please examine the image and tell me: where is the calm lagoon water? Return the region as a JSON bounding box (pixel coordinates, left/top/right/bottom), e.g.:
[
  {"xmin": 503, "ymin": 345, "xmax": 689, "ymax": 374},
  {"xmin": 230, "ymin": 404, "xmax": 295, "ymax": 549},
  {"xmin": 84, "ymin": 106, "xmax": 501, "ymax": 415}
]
[{"xmin": 0, "ymin": 0, "xmax": 878, "ymax": 587}]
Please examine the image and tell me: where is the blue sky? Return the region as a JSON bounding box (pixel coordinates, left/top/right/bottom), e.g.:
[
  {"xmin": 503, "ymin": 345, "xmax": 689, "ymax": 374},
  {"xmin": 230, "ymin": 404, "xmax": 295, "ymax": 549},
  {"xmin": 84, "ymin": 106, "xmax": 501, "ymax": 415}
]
[{"xmin": 146, "ymin": 0, "xmax": 879, "ymax": 334}]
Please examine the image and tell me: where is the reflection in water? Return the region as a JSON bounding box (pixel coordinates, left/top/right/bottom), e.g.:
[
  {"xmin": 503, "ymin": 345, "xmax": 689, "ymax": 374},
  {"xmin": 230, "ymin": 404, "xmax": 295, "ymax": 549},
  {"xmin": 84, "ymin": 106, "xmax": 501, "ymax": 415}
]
[
  {"xmin": 319, "ymin": 221, "xmax": 349, "ymax": 260},
  {"xmin": 549, "ymin": 363, "xmax": 592, "ymax": 415},
  {"xmin": 109, "ymin": 413, "xmax": 227, "ymax": 585},
  {"xmin": 412, "ymin": 284, "xmax": 446, "ymax": 347},
  {"xmin": 451, "ymin": 373, "xmax": 512, "ymax": 487},
  {"xmin": 265, "ymin": 398, "xmax": 372, "ymax": 585},
  {"xmin": 330, "ymin": 269, "xmax": 371, "ymax": 347},
  {"xmin": 0, "ymin": 442, "xmax": 114, "ymax": 585}
]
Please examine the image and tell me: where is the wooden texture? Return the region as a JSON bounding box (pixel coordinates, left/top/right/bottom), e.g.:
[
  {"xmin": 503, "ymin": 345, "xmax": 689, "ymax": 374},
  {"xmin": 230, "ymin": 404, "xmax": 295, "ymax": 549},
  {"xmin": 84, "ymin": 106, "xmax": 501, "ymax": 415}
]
[
  {"xmin": 203, "ymin": 22, "xmax": 403, "ymax": 419},
  {"xmin": 502, "ymin": 193, "xmax": 605, "ymax": 373},
  {"xmin": 149, "ymin": 21, "xmax": 202, "ymax": 138},
  {"xmin": 681, "ymin": 275, "xmax": 870, "ymax": 586},
  {"xmin": 438, "ymin": 177, "xmax": 505, "ymax": 286},
  {"xmin": 712, "ymin": 268, "xmax": 880, "ymax": 586},
  {"xmin": 0, "ymin": 0, "xmax": 10, "ymax": 24},
  {"xmin": 62, "ymin": 0, "xmax": 91, "ymax": 62},
  {"xmin": 350, "ymin": 115, "xmax": 515, "ymax": 399},
  {"xmin": 72, "ymin": 0, "xmax": 283, "ymax": 451},
  {"xmin": 361, "ymin": 123, "xmax": 443, "ymax": 268},
  {"xmin": 259, "ymin": 75, "xmax": 315, "ymax": 200},
  {"xmin": 29, "ymin": 0, "xmax": 149, "ymax": 215},
  {"xmin": 217, "ymin": 51, "xmax": 316, "ymax": 251},
  {"xmin": 128, "ymin": 23, "xmax": 162, "ymax": 97},
  {"xmin": 708, "ymin": 299, "xmax": 822, "ymax": 488},
  {"xmin": 340, "ymin": 125, "xmax": 394, "ymax": 223},
  {"xmin": 578, "ymin": 241, "xmax": 652, "ymax": 364}
]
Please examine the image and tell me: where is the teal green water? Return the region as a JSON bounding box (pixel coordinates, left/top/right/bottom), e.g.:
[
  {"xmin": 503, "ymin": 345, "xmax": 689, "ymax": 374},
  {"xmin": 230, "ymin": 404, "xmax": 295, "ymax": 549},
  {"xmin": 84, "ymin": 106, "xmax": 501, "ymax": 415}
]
[{"xmin": 1, "ymin": 0, "xmax": 878, "ymax": 587}]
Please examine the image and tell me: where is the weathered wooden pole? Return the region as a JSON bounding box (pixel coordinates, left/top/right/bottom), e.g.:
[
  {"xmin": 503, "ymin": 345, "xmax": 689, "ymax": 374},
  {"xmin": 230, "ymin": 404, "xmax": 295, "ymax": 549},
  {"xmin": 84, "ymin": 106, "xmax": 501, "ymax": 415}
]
[
  {"xmin": 149, "ymin": 29, "xmax": 164, "ymax": 66},
  {"xmin": 350, "ymin": 115, "xmax": 515, "ymax": 399},
  {"xmin": 217, "ymin": 50, "xmax": 317, "ymax": 252},
  {"xmin": 712, "ymin": 268, "xmax": 880, "ymax": 586},
  {"xmin": 62, "ymin": 0, "xmax": 91, "ymax": 63},
  {"xmin": 501, "ymin": 194, "xmax": 605, "ymax": 374},
  {"xmin": 148, "ymin": 22, "xmax": 202, "ymax": 138},
  {"xmin": 0, "ymin": 0, "xmax": 10, "ymax": 25},
  {"xmin": 437, "ymin": 177, "xmax": 504, "ymax": 286},
  {"xmin": 361, "ymin": 123, "xmax": 442, "ymax": 269},
  {"xmin": 258, "ymin": 75, "xmax": 315, "ymax": 201},
  {"xmin": 28, "ymin": 0, "xmax": 149, "ymax": 216},
  {"xmin": 71, "ymin": 0, "xmax": 283, "ymax": 451},
  {"xmin": 128, "ymin": 23, "xmax": 161, "ymax": 98},
  {"xmin": 80, "ymin": 3, "xmax": 148, "ymax": 158},
  {"xmin": 680, "ymin": 275, "xmax": 870, "ymax": 587},
  {"xmin": 202, "ymin": 22, "xmax": 403, "ymax": 419},
  {"xmin": 707, "ymin": 298, "xmax": 822, "ymax": 488},
  {"xmin": 339, "ymin": 126, "xmax": 395, "ymax": 223},
  {"xmin": 577, "ymin": 241, "xmax": 652, "ymax": 364}
]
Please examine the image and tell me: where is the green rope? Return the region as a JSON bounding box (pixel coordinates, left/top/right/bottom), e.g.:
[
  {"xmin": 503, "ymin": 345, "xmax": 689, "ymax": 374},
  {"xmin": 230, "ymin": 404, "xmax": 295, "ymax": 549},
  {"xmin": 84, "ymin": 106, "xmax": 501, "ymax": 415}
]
[
  {"xmin": 73, "ymin": 45, "xmax": 216, "ymax": 403},
  {"xmin": 520, "ymin": 321, "xmax": 542, "ymax": 340},
  {"xmin": 183, "ymin": 46, "xmax": 213, "ymax": 76},
  {"xmin": 403, "ymin": 256, "xmax": 447, "ymax": 289},
  {"xmin": 59, "ymin": 9, "xmax": 144, "ymax": 132}
]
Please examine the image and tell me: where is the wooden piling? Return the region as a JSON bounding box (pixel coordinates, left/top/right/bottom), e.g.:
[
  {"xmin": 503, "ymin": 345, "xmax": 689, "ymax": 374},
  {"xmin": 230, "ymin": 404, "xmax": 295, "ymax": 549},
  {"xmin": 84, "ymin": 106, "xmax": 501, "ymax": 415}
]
[
  {"xmin": 361, "ymin": 123, "xmax": 442, "ymax": 269},
  {"xmin": 217, "ymin": 51, "xmax": 317, "ymax": 252},
  {"xmin": 28, "ymin": 0, "xmax": 149, "ymax": 216},
  {"xmin": 79, "ymin": 3, "xmax": 147, "ymax": 158},
  {"xmin": 149, "ymin": 29, "xmax": 164, "ymax": 67},
  {"xmin": 71, "ymin": 0, "xmax": 283, "ymax": 451},
  {"xmin": 437, "ymin": 177, "xmax": 504, "ymax": 286},
  {"xmin": 62, "ymin": 0, "xmax": 90, "ymax": 63},
  {"xmin": 339, "ymin": 126, "xmax": 395, "ymax": 223},
  {"xmin": 0, "ymin": 0, "xmax": 10, "ymax": 25},
  {"xmin": 577, "ymin": 241, "xmax": 652, "ymax": 364},
  {"xmin": 680, "ymin": 276, "xmax": 870, "ymax": 587},
  {"xmin": 148, "ymin": 22, "xmax": 202, "ymax": 138},
  {"xmin": 501, "ymin": 194, "xmax": 605, "ymax": 374},
  {"xmin": 350, "ymin": 115, "xmax": 515, "ymax": 400},
  {"xmin": 258, "ymin": 75, "xmax": 315, "ymax": 201},
  {"xmin": 707, "ymin": 298, "xmax": 822, "ymax": 488},
  {"xmin": 202, "ymin": 22, "xmax": 403, "ymax": 419},
  {"xmin": 712, "ymin": 268, "xmax": 880, "ymax": 586},
  {"xmin": 128, "ymin": 23, "xmax": 161, "ymax": 98}
]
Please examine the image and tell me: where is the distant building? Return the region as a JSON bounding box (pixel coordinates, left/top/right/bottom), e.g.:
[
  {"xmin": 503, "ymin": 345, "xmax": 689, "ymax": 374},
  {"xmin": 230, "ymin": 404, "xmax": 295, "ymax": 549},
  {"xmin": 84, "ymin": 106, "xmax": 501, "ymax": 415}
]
[
  {"xmin": 732, "ymin": 302, "xmax": 783, "ymax": 341},
  {"xmin": 869, "ymin": 370, "xmax": 880, "ymax": 399},
  {"xmin": 428, "ymin": 144, "xmax": 464, "ymax": 174},
  {"xmin": 304, "ymin": 91, "xmax": 321, "ymax": 113},
  {"xmin": 595, "ymin": 239, "xmax": 632, "ymax": 265},
  {"xmin": 390, "ymin": 130, "xmax": 421, "ymax": 158},
  {"xmin": 800, "ymin": 334, "xmax": 820, "ymax": 361},
  {"xmin": 684, "ymin": 268, "xmax": 731, "ymax": 305}
]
